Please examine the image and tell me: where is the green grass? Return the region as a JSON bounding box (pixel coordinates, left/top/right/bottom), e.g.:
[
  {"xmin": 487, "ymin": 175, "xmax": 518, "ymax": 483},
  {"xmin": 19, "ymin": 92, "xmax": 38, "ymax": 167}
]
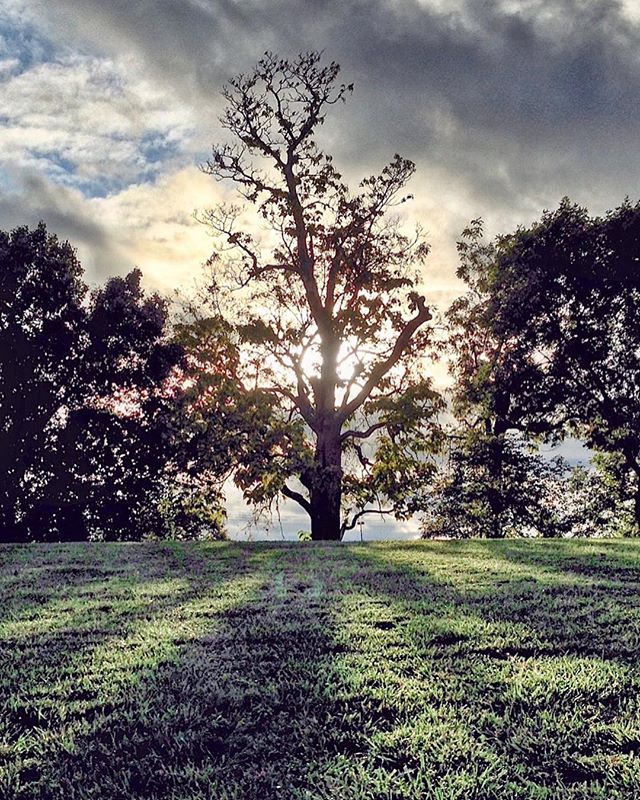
[{"xmin": 2, "ymin": 540, "xmax": 640, "ymax": 799}]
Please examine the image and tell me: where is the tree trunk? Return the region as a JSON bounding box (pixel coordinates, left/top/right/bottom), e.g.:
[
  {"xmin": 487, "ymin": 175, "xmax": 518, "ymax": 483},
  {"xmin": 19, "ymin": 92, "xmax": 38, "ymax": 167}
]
[
  {"xmin": 485, "ymin": 424, "xmax": 506, "ymax": 539},
  {"xmin": 309, "ymin": 425, "xmax": 342, "ymax": 541},
  {"xmin": 634, "ymin": 486, "xmax": 640, "ymax": 532},
  {"xmin": 621, "ymin": 451, "xmax": 640, "ymax": 533}
]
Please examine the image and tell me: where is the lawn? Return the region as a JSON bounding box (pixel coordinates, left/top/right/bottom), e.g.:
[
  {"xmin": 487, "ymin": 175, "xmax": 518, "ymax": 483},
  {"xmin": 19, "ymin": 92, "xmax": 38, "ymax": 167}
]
[{"xmin": 1, "ymin": 540, "xmax": 640, "ymax": 799}]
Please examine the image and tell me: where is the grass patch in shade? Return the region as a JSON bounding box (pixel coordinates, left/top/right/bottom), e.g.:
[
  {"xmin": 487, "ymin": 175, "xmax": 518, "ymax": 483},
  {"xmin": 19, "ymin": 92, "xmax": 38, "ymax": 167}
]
[{"xmin": 1, "ymin": 539, "xmax": 640, "ymax": 799}]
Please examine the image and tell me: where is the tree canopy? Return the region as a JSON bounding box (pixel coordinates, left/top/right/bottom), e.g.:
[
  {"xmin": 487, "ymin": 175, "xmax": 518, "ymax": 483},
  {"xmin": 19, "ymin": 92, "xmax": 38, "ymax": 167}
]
[
  {"xmin": 0, "ymin": 223, "xmax": 186, "ymax": 541},
  {"xmin": 199, "ymin": 51, "xmax": 442, "ymax": 540},
  {"xmin": 448, "ymin": 199, "xmax": 640, "ymax": 530}
]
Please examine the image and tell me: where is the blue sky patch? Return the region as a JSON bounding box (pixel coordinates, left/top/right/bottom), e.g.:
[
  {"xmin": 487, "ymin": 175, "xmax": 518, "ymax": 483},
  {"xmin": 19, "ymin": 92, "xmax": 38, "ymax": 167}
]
[{"xmin": 0, "ymin": 13, "xmax": 57, "ymax": 74}]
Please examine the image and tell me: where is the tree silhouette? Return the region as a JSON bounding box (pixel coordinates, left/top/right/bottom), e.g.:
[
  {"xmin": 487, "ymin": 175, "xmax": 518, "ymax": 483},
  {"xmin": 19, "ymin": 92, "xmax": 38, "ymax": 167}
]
[
  {"xmin": 422, "ymin": 430, "xmax": 568, "ymax": 539},
  {"xmin": 450, "ymin": 200, "xmax": 640, "ymax": 530},
  {"xmin": 200, "ymin": 52, "xmax": 441, "ymax": 540},
  {"xmin": 0, "ymin": 223, "xmax": 183, "ymax": 541}
]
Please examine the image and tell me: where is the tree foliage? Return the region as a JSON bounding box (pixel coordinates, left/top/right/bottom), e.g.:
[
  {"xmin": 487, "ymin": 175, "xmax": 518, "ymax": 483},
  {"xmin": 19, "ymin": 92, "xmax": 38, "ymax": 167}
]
[
  {"xmin": 448, "ymin": 199, "xmax": 640, "ymax": 531},
  {"xmin": 422, "ymin": 432, "xmax": 569, "ymax": 538},
  {"xmin": 199, "ymin": 52, "xmax": 442, "ymax": 539},
  {"xmin": 0, "ymin": 223, "xmax": 197, "ymax": 541}
]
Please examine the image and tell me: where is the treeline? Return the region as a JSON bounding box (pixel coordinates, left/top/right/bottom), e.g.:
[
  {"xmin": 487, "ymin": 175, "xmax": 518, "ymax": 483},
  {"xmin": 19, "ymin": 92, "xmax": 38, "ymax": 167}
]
[
  {"xmin": 0, "ymin": 224, "xmax": 229, "ymax": 543},
  {"xmin": 2, "ymin": 198, "xmax": 639, "ymax": 542},
  {"xmin": 2, "ymin": 53, "xmax": 640, "ymax": 543},
  {"xmin": 433, "ymin": 201, "xmax": 640, "ymax": 539}
]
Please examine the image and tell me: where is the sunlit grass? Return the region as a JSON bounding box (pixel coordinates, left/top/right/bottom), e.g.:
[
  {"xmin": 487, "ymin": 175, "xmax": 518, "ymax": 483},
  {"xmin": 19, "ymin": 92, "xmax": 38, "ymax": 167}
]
[{"xmin": 1, "ymin": 540, "xmax": 640, "ymax": 798}]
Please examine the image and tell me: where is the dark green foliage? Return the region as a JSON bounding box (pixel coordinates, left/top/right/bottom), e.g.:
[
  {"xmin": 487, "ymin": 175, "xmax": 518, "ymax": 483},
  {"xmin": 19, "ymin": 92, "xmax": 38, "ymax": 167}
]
[
  {"xmin": 0, "ymin": 223, "xmax": 187, "ymax": 541},
  {"xmin": 563, "ymin": 452, "xmax": 637, "ymax": 538},
  {"xmin": 2, "ymin": 540, "xmax": 640, "ymax": 798},
  {"xmin": 447, "ymin": 199, "xmax": 640, "ymax": 534},
  {"xmin": 343, "ymin": 380, "xmax": 444, "ymax": 527},
  {"xmin": 157, "ymin": 484, "xmax": 227, "ymax": 541},
  {"xmin": 170, "ymin": 314, "xmax": 311, "ymax": 513},
  {"xmin": 449, "ymin": 200, "xmax": 640, "ymax": 533},
  {"xmin": 423, "ymin": 433, "xmax": 568, "ymax": 539}
]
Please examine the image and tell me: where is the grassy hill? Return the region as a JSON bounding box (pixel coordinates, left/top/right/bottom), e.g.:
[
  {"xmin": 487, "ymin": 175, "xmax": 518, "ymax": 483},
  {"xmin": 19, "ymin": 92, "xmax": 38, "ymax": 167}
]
[{"xmin": 2, "ymin": 540, "xmax": 640, "ymax": 799}]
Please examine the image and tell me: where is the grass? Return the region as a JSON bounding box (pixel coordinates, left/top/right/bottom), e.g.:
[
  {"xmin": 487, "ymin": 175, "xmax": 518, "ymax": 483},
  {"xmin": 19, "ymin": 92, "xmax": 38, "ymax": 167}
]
[{"xmin": 1, "ymin": 540, "xmax": 640, "ymax": 799}]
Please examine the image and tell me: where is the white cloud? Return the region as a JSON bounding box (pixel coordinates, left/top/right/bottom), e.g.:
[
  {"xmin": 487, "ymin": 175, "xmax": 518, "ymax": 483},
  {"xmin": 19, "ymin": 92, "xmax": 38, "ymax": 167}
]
[
  {"xmin": 88, "ymin": 166, "xmax": 228, "ymax": 290},
  {"xmin": 0, "ymin": 165, "xmax": 225, "ymax": 288},
  {"xmin": 0, "ymin": 52, "xmax": 197, "ymax": 192},
  {"xmin": 0, "ymin": 57, "xmax": 20, "ymax": 74}
]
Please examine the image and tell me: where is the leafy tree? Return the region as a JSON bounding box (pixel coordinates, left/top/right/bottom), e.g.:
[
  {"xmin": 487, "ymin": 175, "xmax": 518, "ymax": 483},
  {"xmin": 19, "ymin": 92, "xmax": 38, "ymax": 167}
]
[
  {"xmin": 564, "ymin": 452, "xmax": 638, "ymax": 538},
  {"xmin": 422, "ymin": 431, "xmax": 568, "ymax": 538},
  {"xmin": 439, "ymin": 226, "xmax": 545, "ymax": 538},
  {"xmin": 157, "ymin": 480, "xmax": 227, "ymax": 541},
  {"xmin": 199, "ymin": 52, "xmax": 442, "ymax": 539},
  {"xmin": 449, "ymin": 200, "xmax": 640, "ymax": 531},
  {"xmin": 0, "ymin": 223, "xmax": 184, "ymax": 541}
]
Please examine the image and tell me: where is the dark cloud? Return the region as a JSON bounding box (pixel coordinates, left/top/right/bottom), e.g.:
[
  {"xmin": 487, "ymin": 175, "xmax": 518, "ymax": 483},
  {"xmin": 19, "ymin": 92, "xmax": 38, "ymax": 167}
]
[
  {"xmin": 0, "ymin": 171, "xmax": 128, "ymax": 281},
  {"xmin": 26, "ymin": 0, "xmax": 640, "ymax": 227}
]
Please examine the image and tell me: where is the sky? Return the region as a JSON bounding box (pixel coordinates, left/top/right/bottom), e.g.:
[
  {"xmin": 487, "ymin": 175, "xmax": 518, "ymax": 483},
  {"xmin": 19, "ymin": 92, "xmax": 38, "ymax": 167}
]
[{"xmin": 1, "ymin": 0, "xmax": 636, "ymax": 538}]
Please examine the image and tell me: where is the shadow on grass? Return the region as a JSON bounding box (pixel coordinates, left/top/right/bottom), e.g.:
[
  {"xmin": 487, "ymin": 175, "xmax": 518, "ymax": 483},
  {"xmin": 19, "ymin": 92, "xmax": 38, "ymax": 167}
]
[
  {"xmin": 8, "ymin": 545, "xmax": 384, "ymax": 800},
  {"xmin": 3, "ymin": 541, "xmax": 640, "ymax": 799},
  {"xmin": 495, "ymin": 539, "xmax": 640, "ymax": 585},
  {"xmin": 350, "ymin": 540, "xmax": 640, "ymax": 662},
  {"xmin": 344, "ymin": 542, "xmax": 640, "ymax": 792},
  {"xmin": 0, "ymin": 542, "xmax": 273, "ymax": 798}
]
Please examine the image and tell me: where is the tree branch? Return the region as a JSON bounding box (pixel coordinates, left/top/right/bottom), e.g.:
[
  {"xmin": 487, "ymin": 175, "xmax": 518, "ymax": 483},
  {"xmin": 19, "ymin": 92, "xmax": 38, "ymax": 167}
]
[
  {"xmin": 339, "ymin": 297, "xmax": 432, "ymax": 421},
  {"xmin": 340, "ymin": 506, "xmax": 394, "ymax": 536},
  {"xmin": 341, "ymin": 420, "xmax": 387, "ymax": 443},
  {"xmin": 282, "ymin": 484, "xmax": 312, "ymax": 514}
]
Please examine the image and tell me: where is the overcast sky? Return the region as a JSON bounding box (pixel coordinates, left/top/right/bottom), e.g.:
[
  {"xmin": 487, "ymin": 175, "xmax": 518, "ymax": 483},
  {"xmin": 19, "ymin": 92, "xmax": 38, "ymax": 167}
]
[{"xmin": 1, "ymin": 0, "xmax": 635, "ymax": 537}]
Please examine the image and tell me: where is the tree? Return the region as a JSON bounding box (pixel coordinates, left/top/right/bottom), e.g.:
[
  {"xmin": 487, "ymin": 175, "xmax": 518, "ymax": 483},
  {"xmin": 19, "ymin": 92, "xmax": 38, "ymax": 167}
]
[
  {"xmin": 422, "ymin": 431, "xmax": 568, "ymax": 538},
  {"xmin": 562, "ymin": 452, "xmax": 638, "ymax": 538},
  {"xmin": 450, "ymin": 199, "xmax": 640, "ymax": 530},
  {"xmin": 0, "ymin": 223, "xmax": 184, "ymax": 541},
  {"xmin": 200, "ymin": 52, "xmax": 441, "ymax": 540},
  {"xmin": 441, "ymin": 221, "xmax": 547, "ymax": 538}
]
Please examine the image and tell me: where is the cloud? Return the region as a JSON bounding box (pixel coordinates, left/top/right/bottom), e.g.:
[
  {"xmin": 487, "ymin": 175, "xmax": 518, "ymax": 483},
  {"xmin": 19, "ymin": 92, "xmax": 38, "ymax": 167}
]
[
  {"xmin": 0, "ymin": 52, "xmax": 197, "ymax": 195},
  {"xmin": 87, "ymin": 166, "xmax": 227, "ymax": 291},
  {"xmin": 10, "ymin": 0, "xmax": 637, "ymax": 235},
  {"xmin": 0, "ymin": 170, "xmax": 126, "ymax": 277},
  {"xmin": 3, "ymin": 0, "xmax": 638, "ymax": 315},
  {"xmin": 0, "ymin": 166, "xmax": 225, "ymax": 287}
]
